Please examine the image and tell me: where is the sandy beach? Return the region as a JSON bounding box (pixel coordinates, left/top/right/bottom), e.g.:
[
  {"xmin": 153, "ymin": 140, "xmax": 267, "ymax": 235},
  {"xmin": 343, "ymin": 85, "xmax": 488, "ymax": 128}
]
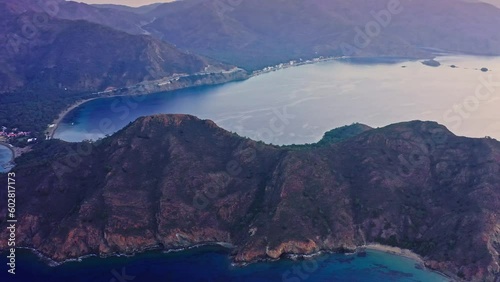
[
  {"xmin": 361, "ymin": 243, "xmax": 458, "ymax": 281},
  {"xmin": 47, "ymin": 97, "xmax": 99, "ymax": 139},
  {"xmin": 362, "ymin": 243, "xmax": 425, "ymax": 264}
]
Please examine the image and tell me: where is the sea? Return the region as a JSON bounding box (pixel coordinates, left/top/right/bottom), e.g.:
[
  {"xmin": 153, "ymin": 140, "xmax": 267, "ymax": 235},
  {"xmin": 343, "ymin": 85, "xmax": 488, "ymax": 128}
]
[
  {"xmin": 0, "ymin": 144, "xmax": 13, "ymax": 173},
  {"xmin": 0, "ymin": 247, "xmax": 451, "ymax": 282},
  {"xmin": 54, "ymin": 55, "xmax": 500, "ymax": 145}
]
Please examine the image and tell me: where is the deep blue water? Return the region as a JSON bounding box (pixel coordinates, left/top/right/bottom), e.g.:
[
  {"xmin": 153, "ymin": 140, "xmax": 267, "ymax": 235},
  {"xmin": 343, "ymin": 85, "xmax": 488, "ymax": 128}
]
[{"xmin": 1, "ymin": 247, "xmax": 451, "ymax": 282}]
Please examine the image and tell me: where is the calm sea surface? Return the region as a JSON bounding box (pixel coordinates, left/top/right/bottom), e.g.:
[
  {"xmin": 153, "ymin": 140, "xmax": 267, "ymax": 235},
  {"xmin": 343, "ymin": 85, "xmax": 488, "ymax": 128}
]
[{"xmin": 55, "ymin": 56, "xmax": 500, "ymax": 145}]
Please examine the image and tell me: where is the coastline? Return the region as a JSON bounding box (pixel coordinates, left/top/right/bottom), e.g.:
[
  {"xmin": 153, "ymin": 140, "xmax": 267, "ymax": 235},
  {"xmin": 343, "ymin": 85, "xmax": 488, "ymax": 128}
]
[
  {"xmin": 15, "ymin": 242, "xmax": 456, "ymax": 281},
  {"xmin": 0, "ymin": 141, "xmax": 31, "ymax": 171},
  {"xmin": 47, "ymin": 97, "xmax": 100, "ymax": 140},
  {"xmin": 362, "ymin": 243, "xmax": 425, "ymax": 264},
  {"xmin": 46, "ymin": 55, "xmax": 413, "ymax": 140},
  {"xmin": 361, "ymin": 244, "xmax": 458, "ymax": 282},
  {"xmin": 18, "ymin": 242, "xmax": 236, "ymax": 267},
  {"xmin": 0, "ymin": 142, "xmax": 15, "ymax": 171},
  {"xmin": 46, "ymin": 69, "xmax": 249, "ymax": 140},
  {"xmin": 0, "ymin": 142, "xmax": 15, "ymax": 162}
]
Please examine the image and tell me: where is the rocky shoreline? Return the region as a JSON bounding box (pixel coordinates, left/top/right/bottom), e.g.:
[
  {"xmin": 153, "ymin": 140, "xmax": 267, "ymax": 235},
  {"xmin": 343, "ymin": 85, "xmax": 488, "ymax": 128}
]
[{"xmin": 17, "ymin": 242, "xmax": 458, "ymax": 281}]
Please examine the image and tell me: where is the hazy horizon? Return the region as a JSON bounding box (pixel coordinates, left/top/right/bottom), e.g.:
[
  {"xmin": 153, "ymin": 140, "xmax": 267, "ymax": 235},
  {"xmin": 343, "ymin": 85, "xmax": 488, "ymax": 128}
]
[
  {"xmin": 72, "ymin": 0, "xmax": 175, "ymax": 7},
  {"xmin": 72, "ymin": 0, "xmax": 500, "ymax": 8}
]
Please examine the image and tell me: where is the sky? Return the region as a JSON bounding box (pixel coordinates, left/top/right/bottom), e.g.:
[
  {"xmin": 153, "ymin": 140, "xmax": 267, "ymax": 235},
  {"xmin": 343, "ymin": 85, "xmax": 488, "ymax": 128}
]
[
  {"xmin": 477, "ymin": 0, "xmax": 500, "ymax": 7},
  {"xmin": 464, "ymin": 0, "xmax": 500, "ymax": 7},
  {"xmin": 73, "ymin": 0, "xmax": 500, "ymax": 8},
  {"xmin": 73, "ymin": 0, "xmax": 175, "ymax": 7}
]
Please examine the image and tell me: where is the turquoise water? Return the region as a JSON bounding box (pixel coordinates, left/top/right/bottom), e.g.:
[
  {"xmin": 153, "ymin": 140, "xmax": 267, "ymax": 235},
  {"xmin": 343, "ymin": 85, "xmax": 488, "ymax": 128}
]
[
  {"xmin": 55, "ymin": 56, "xmax": 500, "ymax": 145},
  {"xmin": 0, "ymin": 144, "xmax": 13, "ymax": 173},
  {"xmin": 1, "ymin": 247, "xmax": 451, "ymax": 282}
]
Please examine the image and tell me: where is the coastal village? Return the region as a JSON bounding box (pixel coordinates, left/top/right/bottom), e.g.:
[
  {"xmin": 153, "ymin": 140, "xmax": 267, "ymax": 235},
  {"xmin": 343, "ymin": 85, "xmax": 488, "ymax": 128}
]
[
  {"xmin": 0, "ymin": 126, "xmax": 36, "ymax": 144},
  {"xmin": 251, "ymin": 56, "xmax": 343, "ymax": 76}
]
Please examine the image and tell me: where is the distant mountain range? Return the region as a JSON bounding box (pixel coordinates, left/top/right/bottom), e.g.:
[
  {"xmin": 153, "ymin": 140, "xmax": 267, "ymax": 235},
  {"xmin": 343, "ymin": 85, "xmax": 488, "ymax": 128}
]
[
  {"xmin": 0, "ymin": 0, "xmax": 231, "ymax": 94},
  {"xmin": 56, "ymin": 0, "xmax": 500, "ymax": 70},
  {"xmin": 91, "ymin": 2, "xmax": 166, "ymax": 14},
  {"xmin": 2, "ymin": 0, "xmax": 500, "ymax": 92},
  {"xmin": 1, "ymin": 115, "xmax": 499, "ymax": 281},
  {"xmin": 140, "ymin": 0, "xmax": 500, "ymax": 70}
]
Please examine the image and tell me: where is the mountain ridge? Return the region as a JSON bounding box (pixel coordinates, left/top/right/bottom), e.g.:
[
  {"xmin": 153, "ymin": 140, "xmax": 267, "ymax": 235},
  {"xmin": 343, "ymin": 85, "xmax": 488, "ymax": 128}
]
[
  {"xmin": 0, "ymin": 0, "xmax": 233, "ymax": 94},
  {"xmin": 139, "ymin": 0, "xmax": 500, "ymax": 70},
  {"xmin": 1, "ymin": 114, "xmax": 499, "ymax": 281}
]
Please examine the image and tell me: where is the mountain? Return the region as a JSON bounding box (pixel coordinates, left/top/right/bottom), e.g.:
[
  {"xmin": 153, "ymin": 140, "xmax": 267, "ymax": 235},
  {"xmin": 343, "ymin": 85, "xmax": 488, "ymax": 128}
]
[
  {"xmin": 92, "ymin": 3, "xmax": 166, "ymax": 14},
  {"xmin": 0, "ymin": 0, "xmax": 150, "ymax": 35},
  {"xmin": 56, "ymin": 0, "xmax": 150, "ymax": 35},
  {"xmin": 471, "ymin": 0, "xmax": 500, "ymax": 8},
  {"xmin": 1, "ymin": 114, "xmax": 499, "ymax": 281},
  {"xmin": 138, "ymin": 0, "xmax": 500, "ymax": 70},
  {"xmin": 12, "ymin": 0, "xmax": 500, "ymax": 72},
  {"xmin": 0, "ymin": 0, "xmax": 231, "ymax": 93}
]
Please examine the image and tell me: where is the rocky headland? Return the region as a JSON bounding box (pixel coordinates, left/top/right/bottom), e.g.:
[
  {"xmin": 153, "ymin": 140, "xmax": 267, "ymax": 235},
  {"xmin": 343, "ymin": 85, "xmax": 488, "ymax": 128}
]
[{"xmin": 1, "ymin": 115, "xmax": 499, "ymax": 281}]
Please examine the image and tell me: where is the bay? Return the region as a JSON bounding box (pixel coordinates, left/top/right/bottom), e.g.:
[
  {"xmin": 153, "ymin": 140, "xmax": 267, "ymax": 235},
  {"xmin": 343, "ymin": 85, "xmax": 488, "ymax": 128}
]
[{"xmin": 55, "ymin": 56, "xmax": 500, "ymax": 145}]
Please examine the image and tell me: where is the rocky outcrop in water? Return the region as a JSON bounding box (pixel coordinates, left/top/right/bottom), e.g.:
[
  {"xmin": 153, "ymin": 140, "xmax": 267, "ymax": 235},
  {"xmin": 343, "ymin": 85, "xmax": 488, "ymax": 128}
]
[{"xmin": 422, "ymin": 59, "xmax": 441, "ymax": 67}]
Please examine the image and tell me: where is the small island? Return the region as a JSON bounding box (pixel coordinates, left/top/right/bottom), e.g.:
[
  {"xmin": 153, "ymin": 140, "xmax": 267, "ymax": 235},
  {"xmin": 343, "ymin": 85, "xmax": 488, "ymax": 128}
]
[{"xmin": 421, "ymin": 59, "xmax": 441, "ymax": 67}]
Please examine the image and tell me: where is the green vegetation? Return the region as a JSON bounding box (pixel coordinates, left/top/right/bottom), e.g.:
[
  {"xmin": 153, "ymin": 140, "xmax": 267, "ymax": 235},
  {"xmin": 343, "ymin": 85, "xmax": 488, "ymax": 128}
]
[
  {"xmin": 317, "ymin": 123, "xmax": 373, "ymax": 144},
  {"xmin": 0, "ymin": 90, "xmax": 94, "ymax": 138},
  {"xmin": 284, "ymin": 123, "xmax": 372, "ymax": 150},
  {"xmin": 13, "ymin": 139, "xmax": 69, "ymax": 168}
]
